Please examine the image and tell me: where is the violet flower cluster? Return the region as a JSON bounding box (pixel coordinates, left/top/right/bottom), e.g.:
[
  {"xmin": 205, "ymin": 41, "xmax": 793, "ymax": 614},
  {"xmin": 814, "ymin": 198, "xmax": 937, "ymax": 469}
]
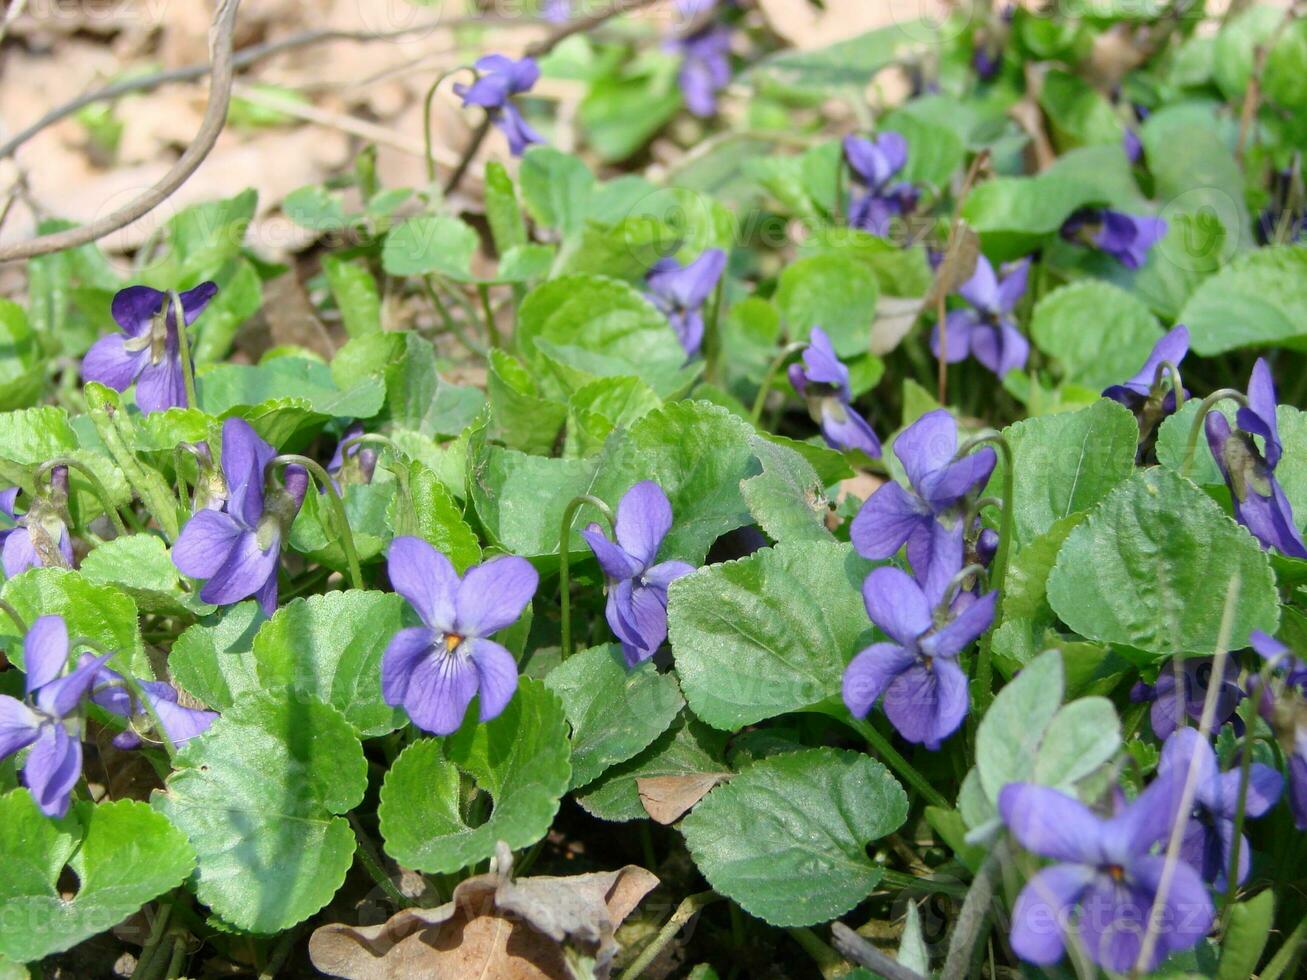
[
  {"xmin": 850, "ymin": 408, "xmax": 997, "ymax": 570},
  {"xmin": 583, "ymin": 481, "xmax": 694, "ymax": 666},
  {"xmin": 1001, "ymin": 772, "xmax": 1211, "ymax": 973},
  {"xmin": 0, "ymin": 616, "xmax": 213, "ymax": 818},
  {"xmin": 788, "ymin": 327, "xmax": 882, "ymax": 458},
  {"xmin": 382, "ymin": 537, "xmax": 537, "ymax": 735},
  {"xmin": 82, "ymin": 283, "xmax": 217, "ymax": 414},
  {"xmin": 173, "ymin": 418, "xmax": 308, "ymax": 615},
  {"xmin": 930, "ymin": 255, "xmax": 1030, "ymax": 377},
  {"xmin": 843, "ymin": 410, "xmax": 999, "ymax": 747},
  {"xmin": 1003, "ymin": 715, "xmax": 1286, "ymax": 972},
  {"xmin": 454, "ymin": 55, "xmax": 545, "ymax": 157},
  {"xmin": 843, "ymin": 523, "xmax": 997, "ymax": 748},
  {"xmin": 843, "ymin": 132, "xmax": 919, "ymax": 237},
  {"xmin": 645, "ymin": 249, "xmax": 726, "ymax": 358},
  {"xmin": 0, "ymin": 616, "xmax": 111, "ymax": 817}
]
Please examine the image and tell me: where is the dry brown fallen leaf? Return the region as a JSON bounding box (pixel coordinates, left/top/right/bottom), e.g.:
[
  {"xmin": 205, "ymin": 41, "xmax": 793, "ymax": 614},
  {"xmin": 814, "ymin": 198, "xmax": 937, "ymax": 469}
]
[
  {"xmin": 309, "ymin": 841, "xmax": 659, "ymax": 980},
  {"xmin": 636, "ymin": 773, "xmax": 730, "ymax": 825}
]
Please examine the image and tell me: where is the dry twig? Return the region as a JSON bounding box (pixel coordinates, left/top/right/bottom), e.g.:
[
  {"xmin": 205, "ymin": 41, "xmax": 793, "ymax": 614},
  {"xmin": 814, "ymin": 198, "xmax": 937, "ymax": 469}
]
[{"xmin": 0, "ymin": 0, "xmax": 242, "ymax": 262}]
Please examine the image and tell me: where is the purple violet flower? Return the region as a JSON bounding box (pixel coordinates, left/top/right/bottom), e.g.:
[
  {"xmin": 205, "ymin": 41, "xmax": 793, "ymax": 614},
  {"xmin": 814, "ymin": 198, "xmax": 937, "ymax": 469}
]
[
  {"xmin": 1157, "ymin": 727, "xmax": 1282, "ymax": 889},
  {"xmin": 973, "ymin": 46, "xmax": 1000, "ymax": 81},
  {"xmin": 1000, "ymin": 776, "xmax": 1212, "ymax": 973},
  {"xmin": 842, "ymin": 538, "xmax": 997, "ymax": 749},
  {"xmin": 454, "ymin": 55, "xmax": 544, "ymax": 157},
  {"xmin": 668, "ymin": 1, "xmax": 732, "ymax": 117},
  {"xmin": 1061, "ymin": 208, "xmax": 1168, "ymax": 270},
  {"xmin": 1129, "ymin": 657, "xmax": 1243, "ymax": 741},
  {"xmin": 645, "ymin": 249, "xmax": 726, "ymax": 357},
  {"xmin": 86, "ymin": 657, "xmax": 217, "ymax": 751},
  {"xmin": 0, "ymin": 616, "xmax": 112, "ymax": 817},
  {"xmin": 843, "ymin": 133, "xmax": 919, "ymax": 237},
  {"xmin": 850, "ymin": 409, "xmax": 997, "ymax": 568},
  {"xmin": 929, "ymin": 255, "xmax": 1030, "ymax": 377},
  {"xmin": 1103, "ymin": 324, "xmax": 1189, "ymax": 420},
  {"xmin": 82, "ymin": 283, "xmax": 217, "ymax": 414},
  {"xmin": 582, "ymin": 481, "xmax": 695, "ymax": 667},
  {"xmin": 1205, "ymin": 358, "xmax": 1307, "ymax": 558},
  {"xmin": 381, "ymin": 536, "xmax": 537, "ymax": 735},
  {"xmin": 788, "ymin": 327, "xmax": 882, "ymax": 458},
  {"xmin": 172, "ymin": 418, "xmax": 307, "ymax": 615},
  {"xmin": 1, "ymin": 476, "xmax": 74, "ymax": 579}
]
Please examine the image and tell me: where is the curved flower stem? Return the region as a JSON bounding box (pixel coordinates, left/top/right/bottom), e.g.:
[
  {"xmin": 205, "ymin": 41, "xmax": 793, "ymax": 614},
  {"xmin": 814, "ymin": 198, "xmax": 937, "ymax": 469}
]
[
  {"xmin": 1222, "ymin": 666, "xmax": 1269, "ymax": 922},
  {"xmin": 878, "ymin": 868, "xmax": 968, "ymax": 897},
  {"xmin": 163, "ymin": 935, "xmax": 187, "ymax": 979},
  {"xmin": 844, "ymin": 715, "xmax": 949, "ymax": 809},
  {"xmin": 169, "ymin": 291, "xmax": 200, "ymax": 413},
  {"xmin": 476, "ymin": 282, "xmax": 502, "ymax": 348},
  {"xmin": 78, "ymin": 637, "xmax": 177, "ymax": 760},
  {"xmin": 617, "ymin": 891, "xmax": 720, "ymax": 980},
  {"xmin": 130, "ymin": 902, "xmax": 173, "ymax": 980},
  {"xmin": 1152, "ymin": 359, "xmax": 1186, "ymax": 413},
  {"xmin": 750, "ymin": 342, "xmax": 808, "ymax": 425},
  {"xmin": 1262, "ymin": 915, "xmax": 1307, "ymax": 980},
  {"xmin": 703, "ymin": 275, "xmax": 726, "ymax": 386},
  {"xmin": 348, "ymin": 812, "xmax": 410, "ymax": 908},
  {"xmin": 559, "ymin": 494, "xmax": 616, "ymax": 660},
  {"xmin": 788, "ymin": 927, "xmax": 845, "ymax": 978},
  {"xmin": 36, "ymin": 457, "xmax": 127, "ymax": 537},
  {"xmin": 422, "ymin": 66, "xmax": 476, "ymax": 184},
  {"xmin": 954, "ymin": 431, "xmax": 1014, "ymax": 713},
  {"xmin": 940, "ymin": 563, "xmax": 989, "ymax": 612},
  {"xmin": 269, "ymin": 455, "xmax": 363, "ymax": 590},
  {"xmin": 422, "ymin": 276, "xmax": 486, "ymax": 356},
  {"xmin": 1180, "ymin": 389, "xmax": 1249, "ymax": 478},
  {"xmin": 0, "ymin": 598, "xmax": 28, "ymax": 634}
]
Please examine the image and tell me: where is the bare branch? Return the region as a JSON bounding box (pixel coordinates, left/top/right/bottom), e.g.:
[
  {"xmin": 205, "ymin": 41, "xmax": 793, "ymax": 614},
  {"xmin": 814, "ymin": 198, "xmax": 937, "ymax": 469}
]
[
  {"xmin": 0, "ymin": 0, "xmax": 243, "ymax": 262},
  {"xmin": 0, "ymin": 13, "xmax": 538, "ymax": 164}
]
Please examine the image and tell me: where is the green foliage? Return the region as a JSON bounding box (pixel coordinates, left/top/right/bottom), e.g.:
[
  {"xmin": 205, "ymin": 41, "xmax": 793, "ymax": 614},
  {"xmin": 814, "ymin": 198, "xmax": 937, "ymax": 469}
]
[
  {"xmin": 153, "ymin": 692, "xmax": 368, "ymax": 934},
  {"xmin": 377, "ymin": 680, "xmax": 570, "ymax": 873},
  {"xmin": 0, "ymin": 794, "xmax": 194, "ymax": 963},
  {"xmin": 1047, "ymin": 469, "xmax": 1280, "ymax": 660},
  {"xmin": 681, "ymin": 748, "xmax": 907, "ymax": 926}
]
